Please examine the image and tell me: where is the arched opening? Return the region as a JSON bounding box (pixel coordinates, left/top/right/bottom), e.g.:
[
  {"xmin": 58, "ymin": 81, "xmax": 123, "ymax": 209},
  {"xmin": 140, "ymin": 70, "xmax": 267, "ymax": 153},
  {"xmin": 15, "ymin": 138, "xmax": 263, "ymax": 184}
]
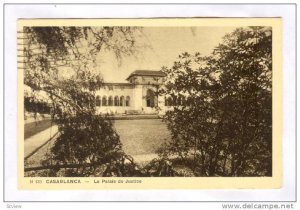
[
  {"xmin": 108, "ymin": 96, "xmax": 113, "ymax": 106},
  {"xmin": 126, "ymin": 96, "xmax": 130, "ymax": 107},
  {"xmin": 114, "ymin": 96, "xmax": 119, "ymax": 106},
  {"xmin": 96, "ymin": 96, "xmax": 101, "ymax": 107},
  {"xmin": 102, "ymin": 96, "xmax": 107, "ymax": 106},
  {"xmin": 120, "ymin": 96, "xmax": 125, "ymax": 106},
  {"xmin": 146, "ymin": 89, "xmax": 156, "ymax": 108}
]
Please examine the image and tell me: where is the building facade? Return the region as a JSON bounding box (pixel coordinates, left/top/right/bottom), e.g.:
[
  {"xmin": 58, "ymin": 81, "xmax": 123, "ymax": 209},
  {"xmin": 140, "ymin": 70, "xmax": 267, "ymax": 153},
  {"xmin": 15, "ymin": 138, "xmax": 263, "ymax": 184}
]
[{"xmin": 95, "ymin": 70, "xmax": 169, "ymax": 115}]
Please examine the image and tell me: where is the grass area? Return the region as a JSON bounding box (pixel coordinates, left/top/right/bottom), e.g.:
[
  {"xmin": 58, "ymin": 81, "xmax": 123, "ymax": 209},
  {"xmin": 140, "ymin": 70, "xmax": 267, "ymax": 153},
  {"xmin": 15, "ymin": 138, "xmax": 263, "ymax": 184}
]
[
  {"xmin": 25, "ymin": 136, "xmax": 55, "ymax": 168},
  {"xmin": 24, "ymin": 119, "xmax": 171, "ymax": 171},
  {"xmin": 114, "ymin": 119, "xmax": 171, "ymax": 156},
  {"xmin": 25, "ymin": 119, "xmax": 54, "ymax": 139}
]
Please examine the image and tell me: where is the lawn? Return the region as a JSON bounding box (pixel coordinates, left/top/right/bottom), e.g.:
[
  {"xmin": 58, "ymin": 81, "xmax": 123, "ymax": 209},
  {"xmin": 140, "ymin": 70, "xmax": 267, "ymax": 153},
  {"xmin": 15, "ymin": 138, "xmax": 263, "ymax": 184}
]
[
  {"xmin": 24, "ymin": 118, "xmax": 172, "ymax": 170},
  {"xmin": 114, "ymin": 119, "xmax": 171, "ymax": 156},
  {"xmin": 24, "ymin": 119, "xmax": 54, "ymax": 139}
]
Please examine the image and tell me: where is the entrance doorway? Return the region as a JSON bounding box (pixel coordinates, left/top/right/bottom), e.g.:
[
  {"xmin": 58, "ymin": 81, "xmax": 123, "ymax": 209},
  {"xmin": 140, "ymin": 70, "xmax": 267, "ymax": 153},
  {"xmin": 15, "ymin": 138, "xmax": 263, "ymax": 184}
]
[{"xmin": 146, "ymin": 89, "xmax": 156, "ymax": 108}]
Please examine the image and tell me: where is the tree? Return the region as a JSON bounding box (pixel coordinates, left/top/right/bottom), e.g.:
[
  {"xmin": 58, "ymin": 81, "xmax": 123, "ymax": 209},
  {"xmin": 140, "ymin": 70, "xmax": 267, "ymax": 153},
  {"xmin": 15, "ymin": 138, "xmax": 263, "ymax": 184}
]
[
  {"xmin": 160, "ymin": 27, "xmax": 272, "ymax": 176},
  {"xmin": 23, "ymin": 26, "xmax": 142, "ymax": 176}
]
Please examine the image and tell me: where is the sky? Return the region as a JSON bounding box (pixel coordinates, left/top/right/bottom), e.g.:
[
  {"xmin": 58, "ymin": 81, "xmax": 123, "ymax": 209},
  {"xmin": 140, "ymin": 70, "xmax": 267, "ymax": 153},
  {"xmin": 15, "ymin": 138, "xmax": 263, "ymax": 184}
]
[{"xmin": 92, "ymin": 27, "xmax": 237, "ymax": 83}]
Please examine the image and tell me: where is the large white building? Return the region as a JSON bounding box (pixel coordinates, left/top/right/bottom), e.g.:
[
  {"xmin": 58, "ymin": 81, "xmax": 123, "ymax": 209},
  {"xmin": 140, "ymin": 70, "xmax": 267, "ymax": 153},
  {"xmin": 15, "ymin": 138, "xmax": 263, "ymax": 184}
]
[{"xmin": 95, "ymin": 70, "xmax": 169, "ymax": 115}]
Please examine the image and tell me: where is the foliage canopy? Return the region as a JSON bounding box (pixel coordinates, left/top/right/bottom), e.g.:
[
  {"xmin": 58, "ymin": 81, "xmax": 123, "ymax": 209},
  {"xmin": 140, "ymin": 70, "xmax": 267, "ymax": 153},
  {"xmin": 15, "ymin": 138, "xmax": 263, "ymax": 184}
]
[{"xmin": 160, "ymin": 27, "xmax": 272, "ymax": 176}]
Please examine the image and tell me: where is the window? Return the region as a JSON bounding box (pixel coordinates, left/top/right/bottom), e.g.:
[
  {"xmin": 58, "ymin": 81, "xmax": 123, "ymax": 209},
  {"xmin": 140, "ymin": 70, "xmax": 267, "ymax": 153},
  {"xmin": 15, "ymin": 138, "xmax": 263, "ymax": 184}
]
[
  {"xmin": 102, "ymin": 96, "xmax": 107, "ymax": 106},
  {"xmin": 126, "ymin": 96, "xmax": 130, "ymax": 106},
  {"xmin": 114, "ymin": 96, "xmax": 119, "ymax": 106},
  {"xmin": 108, "ymin": 96, "xmax": 113, "ymax": 106},
  {"xmin": 96, "ymin": 96, "xmax": 101, "ymax": 107}
]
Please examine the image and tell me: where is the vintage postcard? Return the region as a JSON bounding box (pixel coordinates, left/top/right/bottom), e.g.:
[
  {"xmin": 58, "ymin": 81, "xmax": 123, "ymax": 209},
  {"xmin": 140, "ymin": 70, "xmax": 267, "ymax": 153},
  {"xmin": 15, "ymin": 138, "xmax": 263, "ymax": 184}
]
[{"xmin": 17, "ymin": 18, "xmax": 282, "ymax": 189}]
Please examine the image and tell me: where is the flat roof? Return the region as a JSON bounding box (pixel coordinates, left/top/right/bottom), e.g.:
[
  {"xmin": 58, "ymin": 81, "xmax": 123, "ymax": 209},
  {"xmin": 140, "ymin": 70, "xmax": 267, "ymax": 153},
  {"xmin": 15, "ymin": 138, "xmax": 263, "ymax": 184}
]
[
  {"xmin": 103, "ymin": 83, "xmax": 133, "ymax": 86},
  {"xmin": 126, "ymin": 70, "xmax": 166, "ymax": 80}
]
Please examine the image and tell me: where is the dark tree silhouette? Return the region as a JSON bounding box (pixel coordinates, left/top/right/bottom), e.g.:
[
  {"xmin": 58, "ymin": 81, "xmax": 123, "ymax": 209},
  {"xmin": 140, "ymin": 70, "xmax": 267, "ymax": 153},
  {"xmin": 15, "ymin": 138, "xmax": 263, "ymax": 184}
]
[
  {"xmin": 23, "ymin": 27, "xmax": 142, "ymax": 177},
  {"xmin": 160, "ymin": 27, "xmax": 272, "ymax": 176}
]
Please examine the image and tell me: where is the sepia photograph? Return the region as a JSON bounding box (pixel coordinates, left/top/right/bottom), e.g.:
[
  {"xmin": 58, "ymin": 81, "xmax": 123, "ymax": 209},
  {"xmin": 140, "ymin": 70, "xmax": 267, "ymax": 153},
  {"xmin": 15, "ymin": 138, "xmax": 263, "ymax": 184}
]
[
  {"xmin": 3, "ymin": 1, "xmax": 297, "ymax": 204},
  {"xmin": 17, "ymin": 18, "xmax": 280, "ymax": 186}
]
